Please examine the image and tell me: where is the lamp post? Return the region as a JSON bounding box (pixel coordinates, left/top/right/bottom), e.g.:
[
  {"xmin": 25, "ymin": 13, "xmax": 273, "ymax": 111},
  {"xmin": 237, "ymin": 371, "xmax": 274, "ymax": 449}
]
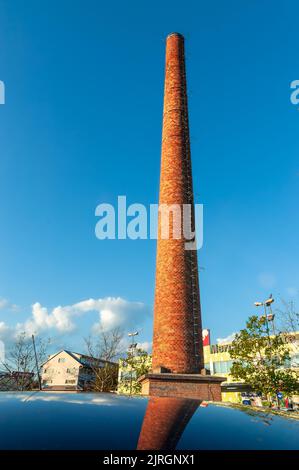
[
  {"xmin": 128, "ymin": 331, "xmax": 138, "ymax": 395},
  {"xmin": 254, "ymin": 294, "xmax": 276, "ymax": 337},
  {"xmin": 254, "ymin": 295, "xmax": 277, "ymax": 407}
]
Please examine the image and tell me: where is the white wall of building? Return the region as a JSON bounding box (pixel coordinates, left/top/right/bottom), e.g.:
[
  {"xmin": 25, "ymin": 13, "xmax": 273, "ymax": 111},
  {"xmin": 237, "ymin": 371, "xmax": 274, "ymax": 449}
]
[{"xmin": 42, "ymin": 351, "xmax": 80, "ymax": 388}]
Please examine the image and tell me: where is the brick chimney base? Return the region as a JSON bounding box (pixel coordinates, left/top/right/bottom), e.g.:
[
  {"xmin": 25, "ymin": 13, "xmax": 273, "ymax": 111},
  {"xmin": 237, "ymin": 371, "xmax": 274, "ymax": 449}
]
[{"xmin": 138, "ymin": 373, "xmax": 225, "ymax": 401}]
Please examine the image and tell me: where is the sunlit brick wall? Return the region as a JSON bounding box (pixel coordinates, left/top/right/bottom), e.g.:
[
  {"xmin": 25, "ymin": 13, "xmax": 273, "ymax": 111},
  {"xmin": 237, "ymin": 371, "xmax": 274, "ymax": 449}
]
[{"xmin": 152, "ymin": 33, "xmax": 204, "ymax": 374}]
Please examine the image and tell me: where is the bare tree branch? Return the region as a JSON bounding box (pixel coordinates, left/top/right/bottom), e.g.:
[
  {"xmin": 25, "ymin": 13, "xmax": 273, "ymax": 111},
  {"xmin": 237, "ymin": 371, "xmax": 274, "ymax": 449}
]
[
  {"xmin": 84, "ymin": 328, "xmax": 123, "ymax": 392},
  {"xmin": 0, "ymin": 332, "xmax": 51, "ymax": 391}
]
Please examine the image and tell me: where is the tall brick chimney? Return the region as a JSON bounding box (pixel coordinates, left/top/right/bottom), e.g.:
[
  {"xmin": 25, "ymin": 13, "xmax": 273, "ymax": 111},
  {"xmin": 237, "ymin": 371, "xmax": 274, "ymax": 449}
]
[
  {"xmin": 139, "ymin": 33, "xmax": 224, "ymax": 400},
  {"xmin": 152, "ymin": 32, "xmax": 204, "ymax": 374}
]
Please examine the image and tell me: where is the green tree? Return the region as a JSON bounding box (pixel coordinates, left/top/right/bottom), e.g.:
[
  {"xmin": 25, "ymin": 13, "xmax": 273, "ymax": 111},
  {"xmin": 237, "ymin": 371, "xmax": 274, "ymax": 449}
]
[
  {"xmin": 229, "ymin": 316, "xmax": 299, "ymax": 402},
  {"xmin": 118, "ymin": 348, "xmax": 151, "ymax": 395}
]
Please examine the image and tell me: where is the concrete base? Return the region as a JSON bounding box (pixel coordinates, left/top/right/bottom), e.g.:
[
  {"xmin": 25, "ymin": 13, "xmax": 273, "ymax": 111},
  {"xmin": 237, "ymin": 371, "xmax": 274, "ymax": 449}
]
[{"xmin": 139, "ymin": 373, "xmax": 225, "ymax": 401}]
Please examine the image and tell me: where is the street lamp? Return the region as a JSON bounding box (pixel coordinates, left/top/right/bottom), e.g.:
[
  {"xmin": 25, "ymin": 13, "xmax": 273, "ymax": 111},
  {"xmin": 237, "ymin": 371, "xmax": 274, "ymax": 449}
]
[
  {"xmin": 128, "ymin": 331, "xmax": 139, "ymax": 395},
  {"xmin": 254, "ymin": 294, "xmax": 276, "ymax": 336},
  {"xmin": 128, "ymin": 331, "xmax": 139, "ymax": 338}
]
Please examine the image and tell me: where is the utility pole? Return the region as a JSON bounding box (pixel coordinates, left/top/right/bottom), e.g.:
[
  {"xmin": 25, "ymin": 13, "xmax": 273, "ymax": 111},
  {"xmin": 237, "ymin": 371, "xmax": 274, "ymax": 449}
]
[
  {"xmin": 254, "ymin": 295, "xmax": 276, "ymax": 406},
  {"xmin": 32, "ymin": 335, "xmax": 42, "ymax": 391},
  {"xmin": 128, "ymin": 331, "xmax": 138, "ymax": 395}
]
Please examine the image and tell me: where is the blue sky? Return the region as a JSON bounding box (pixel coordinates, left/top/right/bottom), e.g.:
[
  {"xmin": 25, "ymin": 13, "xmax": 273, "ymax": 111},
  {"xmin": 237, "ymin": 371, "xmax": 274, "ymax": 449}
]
[{"xmin": 0, "ymin": 0, "xmax": 299, "ymax": 353}]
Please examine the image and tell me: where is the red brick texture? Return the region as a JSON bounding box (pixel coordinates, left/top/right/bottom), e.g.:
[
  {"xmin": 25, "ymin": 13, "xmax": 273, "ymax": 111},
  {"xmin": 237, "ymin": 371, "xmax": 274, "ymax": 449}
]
[
  {"xmin": 140, "ymin": 374, "xmax": 223, "ymax": 401},
  {"xmin": 152, "ymin": 33, "xmax": 204, "ymax": 374},
  {"xmin": 137, "ymin": 397, "xmax": 199, "ymax": 450}
]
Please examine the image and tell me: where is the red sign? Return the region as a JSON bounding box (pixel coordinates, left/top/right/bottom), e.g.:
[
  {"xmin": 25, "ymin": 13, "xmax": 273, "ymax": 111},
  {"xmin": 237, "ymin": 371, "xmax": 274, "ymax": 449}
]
[{"xmin": 202, "ymin": 329, "xmax": 210, "ymax": 347}]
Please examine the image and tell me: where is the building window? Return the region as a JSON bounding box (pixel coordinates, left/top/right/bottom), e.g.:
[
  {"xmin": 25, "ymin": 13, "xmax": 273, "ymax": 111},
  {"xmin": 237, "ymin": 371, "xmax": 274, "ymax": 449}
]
[
  {"xmin": 204, "ymin": 363, "xmax": 211, "ymax": 373},
  {"xmin": 65, "ymin": 379, "xmax": 76, "ymax": 384},
  {"xmin": 58, "ymin": 358, "xmax": 66, "ymax": 363},
  {"xmin": 213, "ymin": 360, "xmax": 233, "ymax": 374},
  {"xmin": 121, "ymin": 371, "xmax": 136, "ymax": 380}
]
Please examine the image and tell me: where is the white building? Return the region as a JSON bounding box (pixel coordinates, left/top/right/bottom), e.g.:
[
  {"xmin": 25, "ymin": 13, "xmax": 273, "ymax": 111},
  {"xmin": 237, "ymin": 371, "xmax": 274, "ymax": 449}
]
[{"xmin": 41, "ymin": 350, "xmax": 116, "ymax": 391}]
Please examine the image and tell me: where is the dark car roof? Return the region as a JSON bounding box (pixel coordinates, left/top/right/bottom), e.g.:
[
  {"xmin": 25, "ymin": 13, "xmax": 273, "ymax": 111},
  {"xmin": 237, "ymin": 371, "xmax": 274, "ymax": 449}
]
[{"xmin": 0, "ymin": 392, "xmax": 298, "ymax": 450}]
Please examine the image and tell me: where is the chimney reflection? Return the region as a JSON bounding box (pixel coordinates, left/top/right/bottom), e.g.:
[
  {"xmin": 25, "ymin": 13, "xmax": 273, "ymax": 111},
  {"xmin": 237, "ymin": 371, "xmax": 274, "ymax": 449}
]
[{"xmin": 137, "ymin": 397, "xmax": 200, "ymax": 450}]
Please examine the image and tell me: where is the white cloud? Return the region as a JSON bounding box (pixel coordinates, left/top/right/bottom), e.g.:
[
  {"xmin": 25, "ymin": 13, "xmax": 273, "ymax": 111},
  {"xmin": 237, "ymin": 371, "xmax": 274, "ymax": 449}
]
[
  {"xmin": 217, "ymin": 332, "xmax": 236, "ymax": 344},
  {"xmin": 0, "ymin": 298, "xmax": 18, "ymax": 312},
  {"xmin": 0, "ymin": 297, "xmax": 148, "ymax": 343},
  {"xmin": 0, "ymin": 322, "xmax": 15, "ymax": 356},
  {"xmin": 15, "ymin": 302, "xmax": 76, "ymax": 336},
  {"xmin": 0, "ymin": 322, "xmax": 8, "ymax": 363},
  {"xmin": 0, "ymin": 322, "xmax": 10, "ymax": 335},
  {"xmin": 137, "ymin": 341, "xmax": 152, "ymax": 353},
  {"xmin": 90, "ymin": 297, "xmax": 147, "ymax": 333},
  {"xmin": 0, "ymin": 298, "xmax": 8, "ymax": 309}
]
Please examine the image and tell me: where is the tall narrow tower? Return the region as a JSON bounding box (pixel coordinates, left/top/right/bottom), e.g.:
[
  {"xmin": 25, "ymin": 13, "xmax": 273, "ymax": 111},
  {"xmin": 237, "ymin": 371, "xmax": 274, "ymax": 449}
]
[
  {"xmin": 152, "ymin": 32, "xmax": 203, "ymax": 374},
  {"xmin": 139, "ymin": 33, "xmax": 224, "ymax": 400}
]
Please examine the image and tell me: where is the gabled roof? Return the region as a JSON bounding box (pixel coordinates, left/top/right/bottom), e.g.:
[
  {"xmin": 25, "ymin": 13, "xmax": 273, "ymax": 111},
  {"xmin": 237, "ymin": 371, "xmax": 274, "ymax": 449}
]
[
  {"xmin": 41, "ymin": 350, "xmax": 117, "ymax": 367},
  {"xmin": 41, "ymin": 350, "xmax": 82, "ymax": 367}
]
